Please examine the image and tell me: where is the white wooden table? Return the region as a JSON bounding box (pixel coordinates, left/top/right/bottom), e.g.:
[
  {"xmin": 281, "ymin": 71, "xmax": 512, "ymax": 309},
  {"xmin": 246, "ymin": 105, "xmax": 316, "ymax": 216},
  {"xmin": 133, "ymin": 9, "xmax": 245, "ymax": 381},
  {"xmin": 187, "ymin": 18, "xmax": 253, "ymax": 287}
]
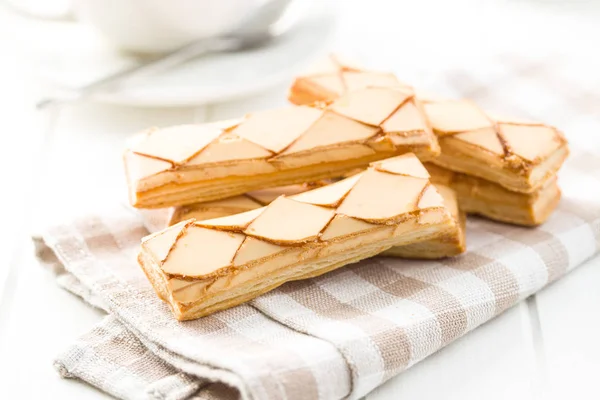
[{"xmin": 0, "ymin": 1, "xmax": 599, "ymax": 399}]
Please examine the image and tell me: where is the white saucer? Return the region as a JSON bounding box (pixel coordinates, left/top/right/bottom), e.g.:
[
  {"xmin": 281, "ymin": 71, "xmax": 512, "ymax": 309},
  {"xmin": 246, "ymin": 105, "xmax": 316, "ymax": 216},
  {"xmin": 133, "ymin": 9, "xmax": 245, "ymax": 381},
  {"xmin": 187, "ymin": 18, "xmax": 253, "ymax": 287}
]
[{"xmin": 35, "ymin": 2, "xmax": 336, "ymax": 107}]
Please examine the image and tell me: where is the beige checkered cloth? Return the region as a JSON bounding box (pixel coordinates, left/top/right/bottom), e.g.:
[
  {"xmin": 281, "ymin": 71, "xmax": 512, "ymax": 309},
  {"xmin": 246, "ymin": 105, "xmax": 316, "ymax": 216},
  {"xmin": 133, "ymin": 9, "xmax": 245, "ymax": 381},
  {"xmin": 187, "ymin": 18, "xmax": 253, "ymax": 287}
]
[{"xmin": 40, "ymin": 54, "xmax": 600, "ymax": 400}]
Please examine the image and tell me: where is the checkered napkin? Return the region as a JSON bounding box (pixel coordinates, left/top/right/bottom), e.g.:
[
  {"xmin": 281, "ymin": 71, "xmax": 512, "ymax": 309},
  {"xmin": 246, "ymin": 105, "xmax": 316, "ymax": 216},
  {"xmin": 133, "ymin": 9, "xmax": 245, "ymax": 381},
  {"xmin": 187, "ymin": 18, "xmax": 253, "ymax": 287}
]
[{"xmin": 39, "ymin": 54, "xmax": 600, "ymax": 400}]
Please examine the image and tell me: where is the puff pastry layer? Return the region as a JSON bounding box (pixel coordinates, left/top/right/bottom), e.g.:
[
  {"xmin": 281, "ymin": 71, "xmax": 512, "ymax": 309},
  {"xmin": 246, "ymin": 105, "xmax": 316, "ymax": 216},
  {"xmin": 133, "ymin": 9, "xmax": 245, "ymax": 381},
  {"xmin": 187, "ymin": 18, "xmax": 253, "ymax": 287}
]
[
  {"xmin": 425, "ymin": 163, "xmax": 560, "ymax": 226},
  {"xmin": 139, "ymin": 154, "xmax": 455, "ymax": 320}
]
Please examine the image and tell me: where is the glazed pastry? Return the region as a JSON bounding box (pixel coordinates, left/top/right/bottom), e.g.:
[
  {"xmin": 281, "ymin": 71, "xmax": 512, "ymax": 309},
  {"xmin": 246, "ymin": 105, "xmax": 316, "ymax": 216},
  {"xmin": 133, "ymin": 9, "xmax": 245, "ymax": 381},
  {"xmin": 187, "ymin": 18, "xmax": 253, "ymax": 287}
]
[
  {"xmin": 125, "ymin": 90, "xmax": 440, "ymax": 208},
  {"xmin": 138, "ymin": 154, "xmax": 456, "ymax": 320},
  {"xmin": 140, "ymin": 182, "xmax": 466, "ymax": 259},
  {"xmin": 288, "ymin": 55, "xmax": 569, "ymax": 194},
  {"xmin": 425, "ymin": 163, "xmax": 560, "ymax": 226}
]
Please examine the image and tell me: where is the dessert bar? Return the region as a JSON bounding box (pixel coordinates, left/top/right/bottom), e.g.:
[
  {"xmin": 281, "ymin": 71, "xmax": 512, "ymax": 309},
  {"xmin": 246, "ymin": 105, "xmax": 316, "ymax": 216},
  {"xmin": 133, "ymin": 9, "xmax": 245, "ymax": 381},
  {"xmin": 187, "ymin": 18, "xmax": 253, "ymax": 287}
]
[
  {"xmin": 289, "ymin": 55, "xmax": 569, "ymax": 194},
  {"xmin": 138, "ymin": 154, "xmax": 455, "ymax": 320},
  {"xmin": 126, "ymin": 89, "xmax": 440, "ymax": 208}
]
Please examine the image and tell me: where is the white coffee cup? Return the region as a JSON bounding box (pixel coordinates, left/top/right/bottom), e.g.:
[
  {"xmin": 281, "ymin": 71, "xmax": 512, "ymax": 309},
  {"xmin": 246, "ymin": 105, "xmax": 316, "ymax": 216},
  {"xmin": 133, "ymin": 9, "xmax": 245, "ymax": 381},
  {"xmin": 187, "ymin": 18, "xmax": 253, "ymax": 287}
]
[{"xmin": 11, "ymin": 0, "xmax": 267, "ymax": 54}]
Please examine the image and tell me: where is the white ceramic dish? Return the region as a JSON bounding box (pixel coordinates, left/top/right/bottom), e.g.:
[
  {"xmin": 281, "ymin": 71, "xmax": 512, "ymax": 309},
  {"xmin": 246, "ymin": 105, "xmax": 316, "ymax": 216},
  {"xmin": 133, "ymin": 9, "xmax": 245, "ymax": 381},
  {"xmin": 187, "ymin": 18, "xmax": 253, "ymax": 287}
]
[{"xmin": 36, "ymin": 1, "xmax": 335, "ymax": 107}]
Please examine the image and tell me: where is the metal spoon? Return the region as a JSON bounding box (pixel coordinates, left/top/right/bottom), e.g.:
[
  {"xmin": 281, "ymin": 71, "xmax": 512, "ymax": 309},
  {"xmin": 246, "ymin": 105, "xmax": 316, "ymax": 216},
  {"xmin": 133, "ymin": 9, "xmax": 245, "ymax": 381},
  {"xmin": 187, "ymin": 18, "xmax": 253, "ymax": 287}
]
[{"xmin": 37, "ymin": 0, "xmax": 296, "ymax": 109}]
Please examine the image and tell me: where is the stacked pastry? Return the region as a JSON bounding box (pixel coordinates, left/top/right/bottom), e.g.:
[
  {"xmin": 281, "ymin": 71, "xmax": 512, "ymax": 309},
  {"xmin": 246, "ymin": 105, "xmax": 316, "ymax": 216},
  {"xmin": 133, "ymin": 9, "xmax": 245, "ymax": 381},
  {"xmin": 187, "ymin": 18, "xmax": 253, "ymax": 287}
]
[
  {"xmin": 125, "ymin": 56, "xmax": 568, "ymax": 320},
  {"xmin": 289, "ymin": 55, "xmax": 569, "ymax": 226},
  {"xmin": 125, "ymin": 112, "xmax": 464, "ymax": 319}
]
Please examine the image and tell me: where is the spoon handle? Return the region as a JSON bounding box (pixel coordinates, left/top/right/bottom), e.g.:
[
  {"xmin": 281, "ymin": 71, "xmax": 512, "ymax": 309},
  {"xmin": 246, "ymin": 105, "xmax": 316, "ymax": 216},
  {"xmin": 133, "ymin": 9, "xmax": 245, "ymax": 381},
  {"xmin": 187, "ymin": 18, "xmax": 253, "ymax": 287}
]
[{"xmin": 36, "ymin": 37, "xmax": 237, "ymax": 110}]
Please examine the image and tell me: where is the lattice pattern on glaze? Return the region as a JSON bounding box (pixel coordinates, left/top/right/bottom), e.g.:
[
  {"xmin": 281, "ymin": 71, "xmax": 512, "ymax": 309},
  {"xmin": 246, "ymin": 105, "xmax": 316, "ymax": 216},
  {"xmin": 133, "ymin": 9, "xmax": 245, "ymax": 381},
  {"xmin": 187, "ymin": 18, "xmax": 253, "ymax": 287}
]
[
  {"xmin": 290, "ymin": 54, "xmax": 568, "ymax": 170},
  {"xmin": 141, "ymin": 154, "xmax": 448, "ymax": 280},
  {"xmin": 125, "ymin": 85, "xmax": 439, "ymax": 198}
]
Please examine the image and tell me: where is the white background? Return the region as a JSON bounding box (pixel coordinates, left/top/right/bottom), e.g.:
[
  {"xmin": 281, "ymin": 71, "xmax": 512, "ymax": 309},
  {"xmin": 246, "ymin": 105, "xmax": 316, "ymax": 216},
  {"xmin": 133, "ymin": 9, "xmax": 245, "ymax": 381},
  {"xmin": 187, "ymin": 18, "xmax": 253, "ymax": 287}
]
[{"xmin": 0, "ymin": 0, "xmax": 599, "ymax": 399}]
